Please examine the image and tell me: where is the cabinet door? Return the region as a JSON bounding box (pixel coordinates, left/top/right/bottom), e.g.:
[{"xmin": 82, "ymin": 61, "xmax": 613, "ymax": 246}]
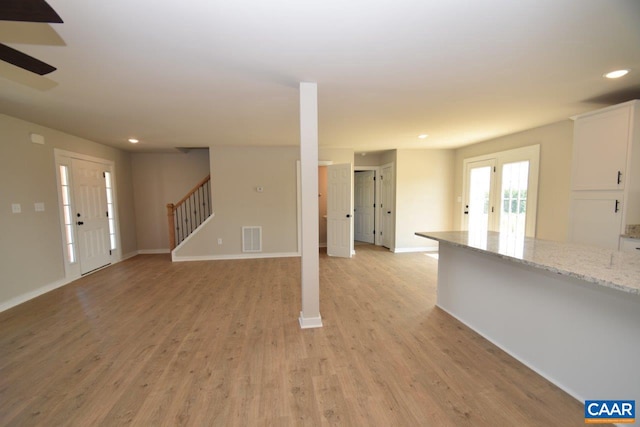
[
  {"xmin": 569, "ymin": 192, "xmax": 623, "ymax": 249},
  {"xmin": 572, "ymin": 106, "xmax": 630, "ymax": 190},
  {"xmin": 619, "ymin": 237, "xmax": 640, "ymax": 253}
]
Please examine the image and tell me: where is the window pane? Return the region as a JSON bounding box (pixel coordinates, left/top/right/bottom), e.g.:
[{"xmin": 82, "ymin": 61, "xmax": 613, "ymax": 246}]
[
  {"xmin": 62, "ymin": 186, "xmax": 70, "ymax": 205},
  {"xmin": 60, "ymin": 165, "xmax": 68, "ymax": 186},
  {"xmin": 63, "ymin": 206, "xmax": 72, "ymax": 224},
  {"xmin": 500, "ymin": 161, "xmax": 529, "ymax": 237},
  {"xmin": 67, "ymin": 244, "xmax": 75, "ymax": 263},
  {"xmin": 110, "ymin": 234, "xmax": 116, "ymax": 250},
  {"xmin": 65, "ymin": 224, "xmax": 74, "ymax": 244},
  {"xmin": 107, "ymin": 204, "xmax": 114, "ymax": 219},
  {"xmin": 106, "ymin": 190, "xmax": 113, "ymax": 204},
  {"xmin": 104, "ymin": 171, "xmax": 112, "ymax": 188}
]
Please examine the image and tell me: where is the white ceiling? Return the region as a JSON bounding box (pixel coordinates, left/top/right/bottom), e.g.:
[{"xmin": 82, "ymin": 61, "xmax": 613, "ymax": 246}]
[{"xmin": 1, "ymin": 0, "xmax": 640, "ymax": 152}]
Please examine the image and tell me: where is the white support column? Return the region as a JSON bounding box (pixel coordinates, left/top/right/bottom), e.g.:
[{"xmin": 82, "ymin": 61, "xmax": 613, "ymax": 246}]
[{"xmin": 299, "ymin": 82, "xmax": 322, "ymax": 329}]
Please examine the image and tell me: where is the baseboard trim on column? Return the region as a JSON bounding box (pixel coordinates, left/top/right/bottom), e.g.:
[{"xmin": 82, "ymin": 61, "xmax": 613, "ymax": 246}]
[{"xmin": 298, "ymin": 311, "xmax": 323, "ymax": 329}]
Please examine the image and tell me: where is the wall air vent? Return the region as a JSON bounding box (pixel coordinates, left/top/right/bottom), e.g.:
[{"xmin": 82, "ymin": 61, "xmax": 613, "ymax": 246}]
[{"xmin": 242, "ymin": 226, "xmax": 262, "ymax": 252}]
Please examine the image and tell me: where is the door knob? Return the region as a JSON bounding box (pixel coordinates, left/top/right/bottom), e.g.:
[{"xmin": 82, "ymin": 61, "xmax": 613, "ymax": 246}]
[
  {"xmin": 77, "ymin": 221, "xmax": 84, "ymax": 225},
  {"xmin": 387, "ymin": 211, "xmax": 391, "ymax": 214},
  {"xmin": 346, "ymin": 214, "xmax": 351, "ymax": 218}
]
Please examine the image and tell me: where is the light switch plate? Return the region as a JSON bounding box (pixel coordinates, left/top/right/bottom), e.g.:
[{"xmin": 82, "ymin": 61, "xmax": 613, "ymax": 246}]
[
  {"xmin": 11, "ymin": 203, "xmax": 21, "ymax": 214},
  {"xmin": 35, "ymin": 202, "xmax": 45, "ymax": 212}
]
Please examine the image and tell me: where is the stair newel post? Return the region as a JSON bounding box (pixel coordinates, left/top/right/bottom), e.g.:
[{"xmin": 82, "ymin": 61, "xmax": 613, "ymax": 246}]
[{"xmin": 166, "ymin": 203, "xmax": 176, "ymax": 250}]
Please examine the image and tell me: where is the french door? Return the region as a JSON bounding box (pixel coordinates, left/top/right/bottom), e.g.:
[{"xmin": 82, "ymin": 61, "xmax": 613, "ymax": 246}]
[
  {"xmin": 463, "ymin": 159, "xmax": 496, "ymax": 245},
  {"xmin": 462, "ymin": 145, "xmax": 539, "ymax": 241}
]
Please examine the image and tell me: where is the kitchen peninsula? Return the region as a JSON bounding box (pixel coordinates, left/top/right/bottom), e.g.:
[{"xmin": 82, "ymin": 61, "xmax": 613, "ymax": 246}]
[{"xmin": 417, "ymin": 231, "xmax": 640, "ymax": 415}]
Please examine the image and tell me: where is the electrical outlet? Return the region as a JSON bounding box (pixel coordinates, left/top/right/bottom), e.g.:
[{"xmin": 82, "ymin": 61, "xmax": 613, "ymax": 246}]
[
  {"xmin": 217, "ymin": 238, "xmax": 223, "ymax": 245},
  {"xmin": 11, "ymin": 203, "xmax": 21, "ymax": 214},
  {"xmin": 35, "ymin": 202, "xmax": 45, "ymax": 212}
]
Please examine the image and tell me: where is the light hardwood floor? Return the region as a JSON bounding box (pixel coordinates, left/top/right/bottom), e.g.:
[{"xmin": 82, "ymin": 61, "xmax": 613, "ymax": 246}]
[{"xmin": 0, "ymin": 245, "xmax": 596, "ymax": 426}]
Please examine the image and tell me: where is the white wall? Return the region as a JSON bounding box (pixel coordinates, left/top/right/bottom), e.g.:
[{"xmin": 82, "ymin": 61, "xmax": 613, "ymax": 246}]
[
  {"xmin": 394, "ymin": 149, "xmax": 455, "ymax": 251},
  {"xmin": 131, "ymin": 150, "xmax": 210, "ymax": 252},
  {"xmin": 453, "ymin": 120, "xmax": 573, "ymax": 242},
  {"xmin": 0, "ymin": 114, "xmax": 137, "ymax": 309},
  {"xmin": 174, "ymin": 145, "xmax": 300, "ymax": 259}
]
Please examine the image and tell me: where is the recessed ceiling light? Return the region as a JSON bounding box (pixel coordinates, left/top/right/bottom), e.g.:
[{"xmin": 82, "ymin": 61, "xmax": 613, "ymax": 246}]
[
  {"xmin": 418, "ymin": 134, "xmax": 428, "ymax": 139},
  {"xmin": 128, "ymin": 138, "xmax": 139, "ymax": 144},
  {"xmin": 604, "ymin": 69, "xmax": 629, "ymax": 79}
]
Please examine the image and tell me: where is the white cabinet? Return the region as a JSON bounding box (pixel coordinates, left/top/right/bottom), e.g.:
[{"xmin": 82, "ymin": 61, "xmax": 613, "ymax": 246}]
[
  {"xmin": 569, "ymin": 100, "xmax": 640, "ymax": 249},
  {"xmin": 620, "ymin": 237, "xmax": 640, "ymax": 253},
  {"xmin": 569, "ymin": 192, "xmax": 623, "ymax": 249},
  {"xmin": 571, "ymin": 106, "xmax": 630, "ymax": 191}
]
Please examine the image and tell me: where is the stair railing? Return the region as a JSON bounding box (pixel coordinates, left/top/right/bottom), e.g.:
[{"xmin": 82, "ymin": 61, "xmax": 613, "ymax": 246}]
[{"xmin": 167, "ymin": 174, "xmax": 211, "ymax": 250}]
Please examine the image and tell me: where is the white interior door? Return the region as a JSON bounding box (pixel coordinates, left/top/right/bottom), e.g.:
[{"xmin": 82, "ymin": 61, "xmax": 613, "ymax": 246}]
[
  {"xmin": 72, "ymin": 158, "xmax": 111, "ymax": 274},
  {"xmin": 327, "ymin": 163, "xmax": 353, "ymax": 258},
  {"xmin": 380, "ymin": 163, "xmax": 394, "ymax": 249},
  {"xmin": 354, "ymin": 170, "xmax": 375, "ymax": 243}
]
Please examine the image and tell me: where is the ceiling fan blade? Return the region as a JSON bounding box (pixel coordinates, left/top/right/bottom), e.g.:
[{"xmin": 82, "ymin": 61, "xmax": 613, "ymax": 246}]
[
  {"xmin": 0, "ymin": 0, "xmax": 63, "ymax": 23},
  {"xmin": 0, "ymin": 43, "xmax": 56, "ymax": 75}
]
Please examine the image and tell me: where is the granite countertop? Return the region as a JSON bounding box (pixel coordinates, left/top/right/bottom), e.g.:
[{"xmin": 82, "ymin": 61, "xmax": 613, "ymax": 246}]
[{"xmin": 415, "ymin": 231, "xmax": 640, "ymax": 295}]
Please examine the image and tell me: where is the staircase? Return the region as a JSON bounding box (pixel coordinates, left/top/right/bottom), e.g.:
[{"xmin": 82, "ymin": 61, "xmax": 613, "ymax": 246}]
[{"xmin": 166, "ymin": 175, "xmax": 211, "ymax": 250}]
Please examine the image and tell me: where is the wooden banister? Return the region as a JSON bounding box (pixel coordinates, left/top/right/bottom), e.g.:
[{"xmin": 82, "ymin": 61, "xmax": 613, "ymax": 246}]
[
  {"xmin": 174, "ymin": 174, "xmax": 210, "ymax": 208},
  {"xmin": 167, "ymin": 203, "xmax": 176, "ymax": 250}
]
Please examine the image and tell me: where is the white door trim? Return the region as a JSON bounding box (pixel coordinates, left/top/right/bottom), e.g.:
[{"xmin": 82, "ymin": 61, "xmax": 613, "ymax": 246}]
[
  {"xmin": 354, "ymin": 166, "xmax": 381, "ymax": 245},
  {"xmin": 461, "ymin": 145, "xmax": 540, "ymax": 237},
  {"xmin": 54, "ymin": 149, "xmax": 121, "ymax": 282}
]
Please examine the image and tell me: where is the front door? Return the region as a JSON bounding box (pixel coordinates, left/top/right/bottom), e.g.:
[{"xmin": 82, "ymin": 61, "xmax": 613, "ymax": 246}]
[
  {"xmin": 354, "ymin": 170, "xmax": 375, "ymax": 244},
  {"xmin": 327, "ymin": 163, "xmax": 353, "ymax": 258},
  {"xmin": 72, "ymin": 158, "xmax": 111, "ymax": 274}
]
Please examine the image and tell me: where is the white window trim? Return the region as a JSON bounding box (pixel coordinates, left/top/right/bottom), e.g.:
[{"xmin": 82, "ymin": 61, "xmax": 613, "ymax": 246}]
[{"xmin": 462, "ymin": 145, "xmax": 540, "ymax": 237}]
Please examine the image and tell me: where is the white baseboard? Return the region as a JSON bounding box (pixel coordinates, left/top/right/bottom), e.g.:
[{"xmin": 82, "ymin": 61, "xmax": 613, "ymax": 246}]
[
  {"xmin": 0, "ymin": 250, "xmax": 145, "ymax": 313},
  {"xmin": 298, "ymin": 311, "xmax": 323, "ymax": 329},
  {"xmin": 172, "ymin": 251, "xmax": 301, "ymax": 262},
  {"xmin": 393, "ymin": 246, "xmax": 438, "ymax": 253},
  {"xmin": 138, "ymin": 249, "xmax": 171, "ymax": 254},
  {"xmin": 0, "ymin": 277, "xmax": 71, "ymax": 313},
  {"xmin": 121, "ymin": 250, "xmax": 139, "ymax": 260}
]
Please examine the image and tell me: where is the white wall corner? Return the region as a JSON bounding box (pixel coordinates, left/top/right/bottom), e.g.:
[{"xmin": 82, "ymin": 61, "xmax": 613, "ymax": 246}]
[
  {"xmin": 0, "ymin": 277, "xmax": 71, "ymax": 313},
  {"xmin": 121, "ymin": 250, "xmax": 139, "ymax": 261}
]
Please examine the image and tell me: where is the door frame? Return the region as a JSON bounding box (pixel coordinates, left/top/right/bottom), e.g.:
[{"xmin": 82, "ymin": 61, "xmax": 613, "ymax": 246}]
[
  {"xmin": 461, "ymin": 145, "xmax": 540, "ymax": 237},
  {"xmin": 354, "ymin": 166, "xmax": 381, "ymax": 246},
  {"xmin": 380, "ymin": 162, "xmax": 395, "ymax": 250},
  {"xmin": 54, "ymin": 149, "xmax": 121, "ymax": 281}
]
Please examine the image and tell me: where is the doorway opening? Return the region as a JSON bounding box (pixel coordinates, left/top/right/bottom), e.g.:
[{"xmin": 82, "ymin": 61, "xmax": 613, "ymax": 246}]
[{"xmin": 354, "ymin": 170, "xmax": 376, "ymax": 245}]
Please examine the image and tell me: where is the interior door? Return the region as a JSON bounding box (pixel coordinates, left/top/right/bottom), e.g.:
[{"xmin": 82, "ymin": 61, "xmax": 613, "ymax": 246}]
[
  {"xmin": 463, "ymin": 159, "xmax": 496, "ymax": 244},
  {"xmin": 72, "ymin": 158, "xmax": 111, "ymax": 274},
  {"xmin": 327, "ymin": 163, "xmax": 353, "ymax": 258},
  {"xmin": 354, "ymin": 170, "xmax": 375, "ymax": 244},
  {"xmin": 380, "ymin": 163, "xmax": 394, "ymax": 249}
]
